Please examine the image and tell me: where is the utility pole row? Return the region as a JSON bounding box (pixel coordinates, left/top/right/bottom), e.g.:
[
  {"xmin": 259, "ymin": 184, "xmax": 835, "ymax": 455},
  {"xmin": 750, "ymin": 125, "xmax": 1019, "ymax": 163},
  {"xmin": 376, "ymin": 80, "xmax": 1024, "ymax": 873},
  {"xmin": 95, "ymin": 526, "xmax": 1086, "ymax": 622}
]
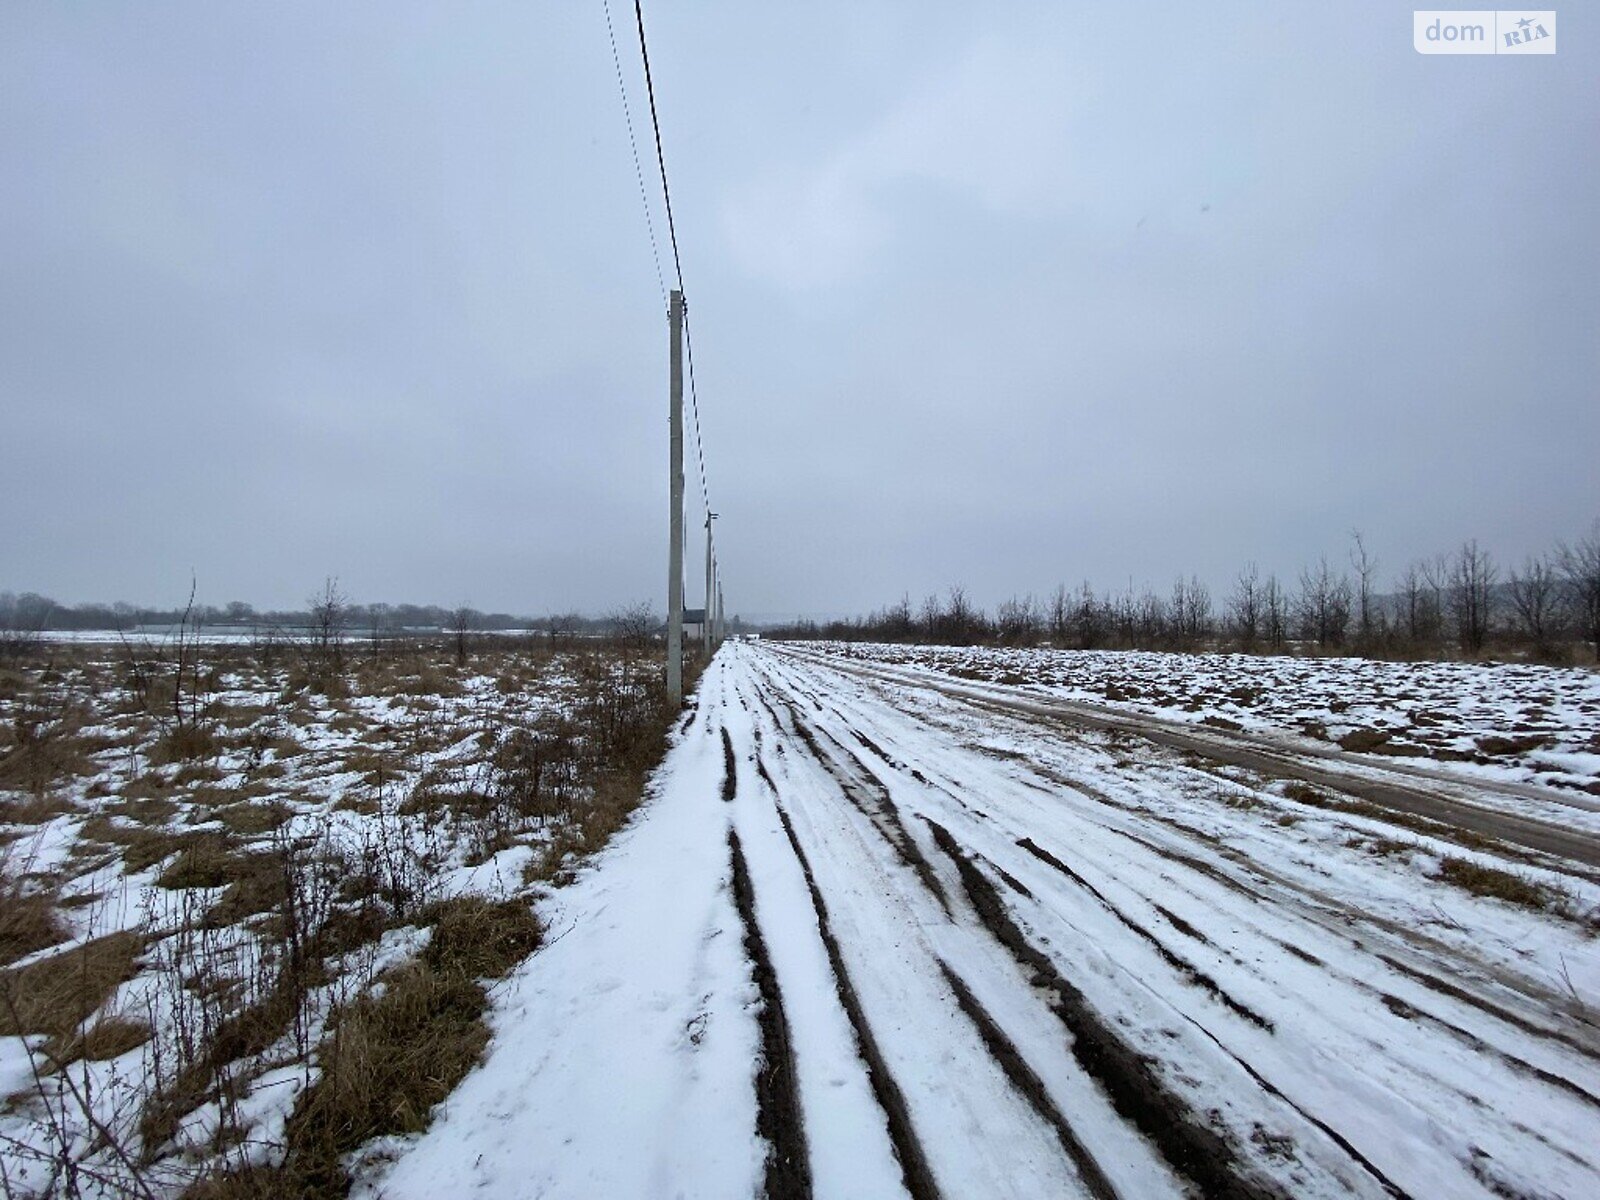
[
  {"xmin": 704, "ymin": 511, "xmax": 717, "ymax": 658},
  {"xmin": 666, "ymin": 289, "xmax": 684, "ymax": 706},
  {"xmin": 666, "ymin": 289, "xmax": 726, "ymax": 708}
]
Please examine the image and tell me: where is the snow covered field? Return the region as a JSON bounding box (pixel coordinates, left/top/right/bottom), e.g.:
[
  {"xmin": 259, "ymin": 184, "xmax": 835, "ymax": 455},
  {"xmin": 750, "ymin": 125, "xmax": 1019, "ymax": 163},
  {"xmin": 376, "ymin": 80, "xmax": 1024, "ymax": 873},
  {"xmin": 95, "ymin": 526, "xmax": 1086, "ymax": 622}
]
[
  {"xmin": 821, "ymin": 642, "xmax": 1600, "ymax": 797},
  {"xmin": 6, "ymin": 638, "xmax": 1598, "ymax": 1198},
  {"xmin": 373, "ymin": 641, "xmax": 1600, "ymax": 1199}
]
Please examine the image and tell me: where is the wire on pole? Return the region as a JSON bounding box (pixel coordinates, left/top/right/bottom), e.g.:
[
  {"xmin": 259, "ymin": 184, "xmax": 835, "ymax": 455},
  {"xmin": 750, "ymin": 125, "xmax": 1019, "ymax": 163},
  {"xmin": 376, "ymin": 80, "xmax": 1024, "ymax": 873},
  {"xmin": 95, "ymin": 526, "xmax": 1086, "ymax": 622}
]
[
  {"xmin": 603, "ymin": 0, "xmax": 667, "ymax": 308},
  {"xmin": 632, "ymin": 0, "xmax": 712, "ymax": 519}
]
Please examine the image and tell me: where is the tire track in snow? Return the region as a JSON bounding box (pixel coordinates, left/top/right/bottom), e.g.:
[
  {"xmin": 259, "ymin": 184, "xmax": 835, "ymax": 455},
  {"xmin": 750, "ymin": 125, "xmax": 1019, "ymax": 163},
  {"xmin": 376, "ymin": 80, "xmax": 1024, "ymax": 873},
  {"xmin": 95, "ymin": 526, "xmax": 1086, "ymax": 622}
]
[
  {"xmin": 916, "ymin": 690, "xmax": 1600, "ymax": 1073},
  {"xmin": 878, "ymin": 672, "xmax": 1600, "ymax": 1130},
  {"xmin": 749, "ymin": 658, "xmax": 1107, "ymax": 1199},
  {"xmin": 754, "ymin": 645, "xmax": 1600, "ymax": 1197},
  {"xmin": 728, "ymin": 827, "xmax": 813, "ymax": 1199},
  {"xmin": 1000, "ymin": 759, "xmax": 1600, "ymax": 1150},
  {"xmin": 770, "ymin": 692, "xmax": 952, "ymax": 916},
  {"xmin": 935, "ymin": 959, "xmax": 1119, "ymax": 1200},
  {"xmin": 802, "ymin": 647, "xmax": 1600, "ymax": 871},
  {"xmin": 722, "ymin": 726, "xmax": 738, "ymax": 802},
  {"xmin": 768, "ymin": 801, "xmax": 945, "ymax": 1200},
  {"xmin": 760, "ymin": 648, "xmax": 1437, "ymax": 1197},
  {"xmin": 1107, "ymin": 813, "xmax": 1600, "ymax": 1063},
  {"xmin": 1012, "ymin": 835, "xmax": 1275, "ymax": 1033},
  {"xmin": 922, "ymin": 817, "xmax": 1293, "ymax": 1200}
]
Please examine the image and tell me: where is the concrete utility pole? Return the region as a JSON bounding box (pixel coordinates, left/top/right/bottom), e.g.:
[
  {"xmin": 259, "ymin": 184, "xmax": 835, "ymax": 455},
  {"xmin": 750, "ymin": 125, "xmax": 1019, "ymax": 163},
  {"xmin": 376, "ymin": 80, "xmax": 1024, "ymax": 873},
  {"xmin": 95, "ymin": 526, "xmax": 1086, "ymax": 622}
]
[
  {"xmin": 703, "ymin": 512, "xmax": 717, "ymax": 657},
  {"xmin": 716, "ymin": 581, "xmax": 724, "ymax": 645},
  {"xmin": 667, "ymin": 290, "xmax": 684, "ymax": 706}
]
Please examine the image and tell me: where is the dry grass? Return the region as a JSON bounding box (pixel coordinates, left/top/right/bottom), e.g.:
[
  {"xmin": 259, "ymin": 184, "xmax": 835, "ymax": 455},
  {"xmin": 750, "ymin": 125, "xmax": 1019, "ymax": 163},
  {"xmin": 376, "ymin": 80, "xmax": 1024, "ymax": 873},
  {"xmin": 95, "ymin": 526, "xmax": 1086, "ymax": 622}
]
[
  {"xmin": 1281, "ymin": 780, "xmax": 1328, "ymax": 806},
  {"xmin": 1278, "ymin": 780, "xmax": 1504, "ymax": 855},
  {"xmin": 209, "ymin": 800, "xmax": 289, "ymax": 836},
  {"xmin": 155, "ymin": 835, "xmax": 236, "ymax": 890},
  {"xmin": 281, "ymin": 964, "xmax": 490, "ymax": 1193},
  {"xmin": 1437, "ymin": 856, "xmax": 1557, "ymax": 911},
  {"xmin": 150, "ymin": 723, "xmax": 220, "ymax": 766},
  {"xmin": 0, "ymin": 731, "xmax": 103, "ymax": 797},
  {"xmin": 205, "ymin": 851, "xmax": 288, "ymax": 926},
  {"xmin": 193, "ymin": 898, "xmax": 542, "ymax": 1198},
  {"xmin": 422, "ymin": 895, "xmax": 542, "ymax": 979},
  {"xmin": 0, "ymin": 931, "xmax": 144, "ymax": 1042},
  {"xmin": 0, "ymin": 864, "xmax": 67, "ymax": 966},
  {"xmin": 0, "ymin": 791, "xmax": 76, "ymax": 824},
  {"xmin": 53, "ymin": 1014, "xmax": 153, "ymax": 1065},
  {"xmin": 108, "ymin": 795, "xmax": 181, "ymax": 825}
]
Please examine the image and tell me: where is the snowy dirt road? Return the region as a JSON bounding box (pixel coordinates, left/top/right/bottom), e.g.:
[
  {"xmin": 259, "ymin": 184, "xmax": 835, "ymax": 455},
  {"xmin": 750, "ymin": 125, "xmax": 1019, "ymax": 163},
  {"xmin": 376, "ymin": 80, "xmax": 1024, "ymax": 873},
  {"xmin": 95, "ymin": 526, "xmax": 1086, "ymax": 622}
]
[{"xmin": 374, "ymin": 642, "xmax": 1600, "ymax": 1200}]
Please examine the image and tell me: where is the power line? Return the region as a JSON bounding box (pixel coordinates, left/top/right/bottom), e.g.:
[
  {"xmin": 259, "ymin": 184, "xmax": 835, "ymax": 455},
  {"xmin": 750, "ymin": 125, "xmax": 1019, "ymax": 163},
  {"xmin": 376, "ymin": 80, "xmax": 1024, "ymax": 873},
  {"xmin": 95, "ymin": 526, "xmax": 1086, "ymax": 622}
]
[
  {"xmin": 631, "ymin": 0, "xmax": 711, "ymax": 517},
  {"xmin": 632, "ymin": 0, "xmax": 685, "ymax": 293},
  {"xmin": 603, "ymin": 0, "xmax": 666, "ymax": 306},
  {"xmin": 684, "ymin": 308, "xmax": 711, "ymax": 515}
]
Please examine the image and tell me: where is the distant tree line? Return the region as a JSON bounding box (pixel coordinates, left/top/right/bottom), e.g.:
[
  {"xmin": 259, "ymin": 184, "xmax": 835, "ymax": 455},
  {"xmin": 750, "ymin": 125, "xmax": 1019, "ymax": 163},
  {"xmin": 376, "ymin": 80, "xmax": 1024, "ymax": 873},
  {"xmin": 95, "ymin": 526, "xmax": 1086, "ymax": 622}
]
[
  {"xmin": 0, "ymin": 585, "xmax": 670, "ymax": 642},
  {"xmin": 767, "ymin": 521, "xmax": 1600, "ymax": 664}
]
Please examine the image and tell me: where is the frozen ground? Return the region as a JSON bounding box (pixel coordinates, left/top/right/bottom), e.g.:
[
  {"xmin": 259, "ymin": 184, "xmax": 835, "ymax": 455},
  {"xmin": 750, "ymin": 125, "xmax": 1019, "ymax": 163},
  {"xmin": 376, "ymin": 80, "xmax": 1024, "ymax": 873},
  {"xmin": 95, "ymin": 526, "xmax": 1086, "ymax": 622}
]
[{"xmin": 374, "ymin": 641, "xmax": 1600, "ymax": 1200}]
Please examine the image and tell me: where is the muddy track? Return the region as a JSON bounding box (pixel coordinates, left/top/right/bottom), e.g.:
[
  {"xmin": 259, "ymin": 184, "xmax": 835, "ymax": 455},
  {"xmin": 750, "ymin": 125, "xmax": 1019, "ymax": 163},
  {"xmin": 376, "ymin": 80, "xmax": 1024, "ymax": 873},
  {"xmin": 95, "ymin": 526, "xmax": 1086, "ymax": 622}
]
[
  {"xmin": 1013, "ymin": 836, "xmax": 1275, "ymax": 1032},
  {"xmin": 728, "ymin": 829, "xmax": 813, "ymax": 1199},
  {"xmin": 770, "ymin": 804, "xmax": 944, "ymax": 1200},
  {"xmin": 924, "ymin": 819, "xmax": 1290, "ymax": 1200},
  {"xmin": 1015, "ymin": 784, "xmax": 1600, "ymax": 1112},
  {"xmin": 1173, "ymin": 1012, "xmax": 1416, "ymax": 1200},
  {"xmin": 808, "ymin": 652, "xmax": 1600, "ymax": 869},
  {"xmin": 722, "ymin": 727, "xmax": 739, "ymax": 802},
  {"xmin": 995, "ymin": 745, "xmax": 1600, "ymax": 1058},
  {"xmin": 774, "ymin": 694, "xmax": 952, "ymax": 915},
  {"xmin": 755, "ymin": 749, "xmax": 779, "ymax": 793},
  {"xmin": 936, "ymin": 960, "xmax": 1120, "ymax": 1200},
  {"xmin": 1375, "ymin": 953, "xmax": 1600, "ymax": 1057},
  {"xmin": 775, "ymin": 650, "xmax": 1600, "ymax": 1056}
]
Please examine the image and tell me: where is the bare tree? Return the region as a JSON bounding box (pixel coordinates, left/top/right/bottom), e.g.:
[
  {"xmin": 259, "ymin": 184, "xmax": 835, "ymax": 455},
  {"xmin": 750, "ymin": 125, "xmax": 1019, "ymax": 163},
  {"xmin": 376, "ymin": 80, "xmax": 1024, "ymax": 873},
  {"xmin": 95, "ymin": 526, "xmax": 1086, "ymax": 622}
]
[
  {"xmin": 1073, "ymin": 582, "xmax": 1106, "ymax": 649},
  {"xmin": 1169, "ymin": 576, "xmax": 1212, "ymax": 649},
  {"xmin": 1422, "ymin": 554, "xmax": 1452, "ymax": 650},
  {"xmin": 1229, "ymin": 563, "xmax": 1261, "ymax": 650},
  {"xmin": 1349, "ymin": 530, "xmax": 1380, "ymax": 648},
  {"xmin": 1557, "ymin": 519, "xmax": 1600, "ymax": 662},
  {"xmin": 608, "ymin": 601, "xmax": 659, "ymax": 652},
  {"xmin": 170, "ymin": 580, "xmax": 206, "ymax": 733},
  {"xmin": 1449, "ymin": 539, "xmax": 1497, "ymax": 654},
  {"xmin": 1296, "ymin": 558, "xmax": 1352, "ymax": 649},
  {"xmin": 546, "ymin": 611, "xmax": 582, "ymax": 648},
  {"xmin": 882, "ymin": 594, "xmax": 916, "ymax": 641},
  {"xmin": 449, "ymin": 606, "xmax": 476, "ymax": 666},
  {"xmin": 1262, "ymin": 573, "xmax": 1288, "ymax": 650},
  {"xmin": 0, "ymin": 591, "xmax": 51, "ymax": 664},
  {"xmin": 1047, "ymin": 584, "xmax": 1070, "ymax": 646},
  {"xmin": 1133, "ymin": 589, "xmax": 1167, "ymax": 650},
  {"xmin": 308, "ymin": 576, "xmax": 348, "ymax": 676},
  {"xmin": 1508, "ymin": 556, "xmax": 1564, "ymax": 659},
  {"xmin": 1398, "ymin": 561, "xmax": 1440, "ymax": 649},
  {"xmin": 367, "ymin": 602, "xmax": 392, "ymax": 660},
  {"xmin": 996, "ymin": 594, "xmax": 1039, "ymax": 646},
  {"xmin": 944, "ymin": 585, "xmax": 982, "ymax": 645}
]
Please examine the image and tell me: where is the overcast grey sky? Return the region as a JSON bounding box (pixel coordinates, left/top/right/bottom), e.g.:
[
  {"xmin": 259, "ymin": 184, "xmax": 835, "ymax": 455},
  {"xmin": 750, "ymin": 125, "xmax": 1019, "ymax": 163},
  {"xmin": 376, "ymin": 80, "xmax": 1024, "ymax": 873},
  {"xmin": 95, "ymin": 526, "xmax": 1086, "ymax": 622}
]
[{"xmin": 2, "ymin": 2, "xmax": 1595, "ymax": 618}]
